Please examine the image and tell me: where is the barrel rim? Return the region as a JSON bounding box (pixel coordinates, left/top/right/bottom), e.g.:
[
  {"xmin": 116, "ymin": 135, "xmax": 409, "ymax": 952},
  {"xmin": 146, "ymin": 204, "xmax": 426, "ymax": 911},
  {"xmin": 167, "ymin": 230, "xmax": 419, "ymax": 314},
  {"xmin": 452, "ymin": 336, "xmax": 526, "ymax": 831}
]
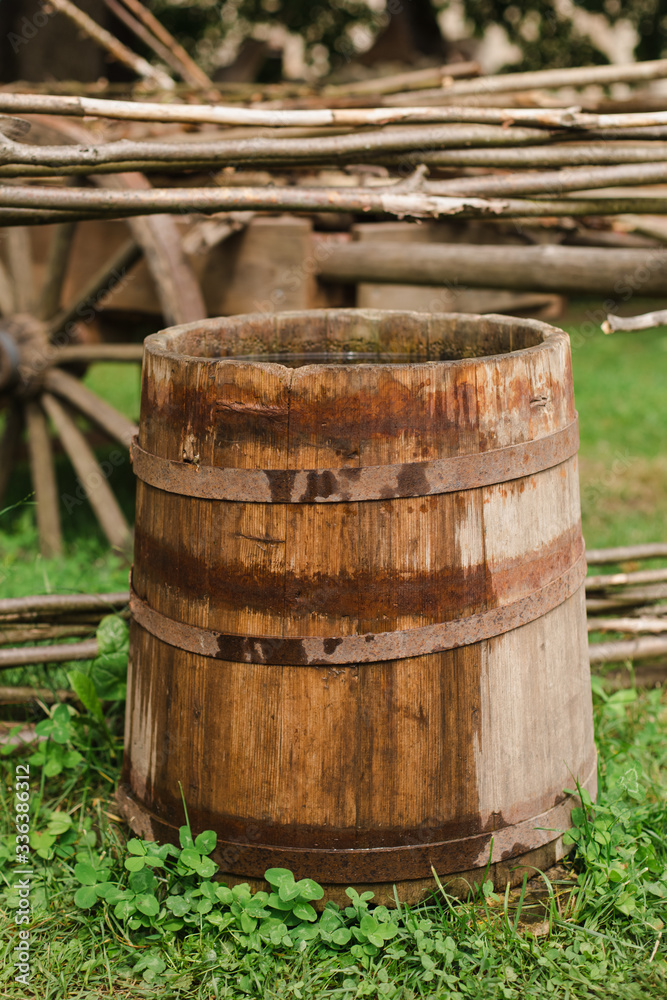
[{"xmin": 142, "ymin": 309, "xmax": 570, "ymax": 372}]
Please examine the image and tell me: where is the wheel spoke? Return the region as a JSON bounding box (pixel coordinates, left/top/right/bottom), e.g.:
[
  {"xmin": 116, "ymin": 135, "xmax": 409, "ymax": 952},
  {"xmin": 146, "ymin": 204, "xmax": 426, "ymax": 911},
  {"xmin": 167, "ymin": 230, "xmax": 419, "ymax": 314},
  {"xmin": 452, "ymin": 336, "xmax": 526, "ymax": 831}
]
[
  {"xmin": 40, "ymin": 392, "xmax": 132, "ymax": 554},
  {"xmin": 0, "ymin": 257, "xmax": 14, "ymax": 315},
  {"xmin": 52, "ymin": 343, "xmax": 144, "ymax": 364},
  {"xmin": 37, "ymin": 221, "xmax": 78, "ymax": 321},
  {"xmin": 0, "ymin": 405, "xmax": 22, "ymax": 507},
  {"xmin": 48, "ymin": 238, "xmax": 142, "ymax": 342},
  {"xmin": 24, "ymin": 400, "xmax": 63, "ymax": 558},
  {"xmin": 43, "ymin": 367, "xmax": 138, "ymax": 448},
  {"xmin": 94, "ymin": 174, "xmax": 206, "ymax": 324},
  {"xmin": 6, "ymin": 228, "xmax": 35, "ymax": 313}
]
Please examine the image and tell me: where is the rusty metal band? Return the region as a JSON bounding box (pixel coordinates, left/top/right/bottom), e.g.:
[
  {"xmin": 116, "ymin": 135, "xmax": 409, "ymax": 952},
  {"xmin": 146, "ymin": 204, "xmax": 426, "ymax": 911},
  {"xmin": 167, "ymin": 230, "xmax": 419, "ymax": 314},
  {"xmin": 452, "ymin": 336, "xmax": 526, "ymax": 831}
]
[
  {"xmin": 117, "ymin": 757, "xmax": 597, "ymax": 881},
  {"xmin": 131, "ymin": 417, "xmax": 579, "ymax": 504},
  {"xmin": 130, "ymin": 554, "xmax": 586, "ymax": 666}
]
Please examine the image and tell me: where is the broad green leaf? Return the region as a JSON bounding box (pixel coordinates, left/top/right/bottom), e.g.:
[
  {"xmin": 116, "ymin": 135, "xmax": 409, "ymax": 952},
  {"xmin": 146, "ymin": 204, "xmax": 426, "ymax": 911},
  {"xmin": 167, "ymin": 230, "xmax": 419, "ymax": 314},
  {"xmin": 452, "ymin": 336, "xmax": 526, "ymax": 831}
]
[
  {"xmin": 265, "ymin": 868, "xmax": 293, "ymax": 889},
  {"xmin": 126, "ymin": 839, "xmax": 147, "ymax": 856},
  {"xmin": 292, "ymin": 902, "xmax": 317, "ymax": 922},
  {"xmin": 96, "ymin": 883, "xmax": 122, "ymax": 901},
  {"xmin": 320, "ymin": 908, "xmax": 342, "ymax": 933},
  {"xmin": 179, "ymin": 848, "xmax": 201, "ymax": 869},
  {"xmin": 129, "ymin": 869, "xmax": 157, "ymax": 893},
  {"xmin": 74, "ymin": 885, "xmax": 98, "ymax": 909},
  {"xmin": 295, "ymin": 878, "xmax": 324, "ymax": 901},
  {"xmin": 166, "ymin": 896, "xmax": 191, "ymax": 917},
  {"xmin": 278, "ymin": 882, "xmax": 301, "ymax": 902},
  {"xmin": 179, "ymin": 826, "xmax": 195, "ymax": 850},
  {"xmin": 196, "ymin": 856, "xmax": 218, "ymax": 879},
  {"xmin": 195, "ymin": 830, "xmax": 217, "ymax": 855},
  {"xmin": 68, "ymin": 670, "xmax": 104, "ymax": 722},
  {"xmin": 379, "ymin": 922, "xmax": 399, "ymax": 940},
  {"xmin": 360, "ymin": 914, "xmax": 378, "ymax": 935},
  {"xmin": 136, "ymin": 894, "xmax": 160, "ymax": 917},
  {"xmin": 97, "ymin": 615, "xmax": 130, "ymax": 657},
  {"xmin": 267, "ymin": 892, "xmax": 293, "ymax": 911},
  {"xmin": 332, "ymin": 927, "xmax": 352, "ymax": 946},
  {"xmin": 114, "ymin": 899, "xmax": 135, "ymax": 920},
  {"xmin": 47, "ymin": 812, "xmax": 72, "ymax": 835},
  {"xmin": 240, "ymin": 912, "xmax": 257, "ymax": 934},
  {"xmin": 124, "ymin": 856, "xmax": 145, "ymax": 872},
  {"xmin": 91, "ymin": 616, "xmax": 129, "ymax": 699},
  {"xmin": 74, "ymin": 862, "xmax": 98, "ymax": 886}
]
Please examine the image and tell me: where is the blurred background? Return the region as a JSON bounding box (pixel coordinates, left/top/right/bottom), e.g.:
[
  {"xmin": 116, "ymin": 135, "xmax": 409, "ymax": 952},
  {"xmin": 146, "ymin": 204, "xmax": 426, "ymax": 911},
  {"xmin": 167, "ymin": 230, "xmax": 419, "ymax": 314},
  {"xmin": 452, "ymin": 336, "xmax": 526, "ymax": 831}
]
[{"xmin": 2, "ymin": 0, "xmax": 665, "ymax": 84}]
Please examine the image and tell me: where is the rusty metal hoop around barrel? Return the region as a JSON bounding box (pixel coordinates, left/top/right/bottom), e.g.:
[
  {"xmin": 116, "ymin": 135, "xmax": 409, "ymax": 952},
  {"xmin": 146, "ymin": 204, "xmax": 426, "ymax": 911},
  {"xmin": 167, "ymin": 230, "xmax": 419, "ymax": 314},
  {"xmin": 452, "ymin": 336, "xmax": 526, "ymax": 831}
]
[
  {"xmin": 130, "ymin": 552, "xmax": 586, "ymax": 666},
  {"xmin": 131, "ymin": 416, "xmax": 578, "ymax": 503}
]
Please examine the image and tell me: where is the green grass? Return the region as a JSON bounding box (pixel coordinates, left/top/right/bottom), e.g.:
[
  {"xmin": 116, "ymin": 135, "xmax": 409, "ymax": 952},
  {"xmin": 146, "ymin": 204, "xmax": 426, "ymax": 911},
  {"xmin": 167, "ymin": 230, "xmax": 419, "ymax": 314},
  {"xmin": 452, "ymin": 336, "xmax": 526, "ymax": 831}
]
[
  {"xmin": 563, "ymin": 300, "xmax": 667, "ymax": 549},
  {"xmin": 0, "ymin": 309, "xmax": 665, "ymax": 997},
  {"xmin": 0, "ymin": 679, "xmax": 664, "ymax": 999}
]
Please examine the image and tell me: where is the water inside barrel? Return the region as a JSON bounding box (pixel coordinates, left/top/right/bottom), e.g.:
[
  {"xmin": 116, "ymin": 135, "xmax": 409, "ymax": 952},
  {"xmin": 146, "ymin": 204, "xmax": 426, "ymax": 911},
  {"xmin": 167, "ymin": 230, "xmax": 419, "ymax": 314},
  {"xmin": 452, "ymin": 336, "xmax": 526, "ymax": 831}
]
[{"xmin": 232, "ymin": 351, "xmax": 432, "ymax": 367}]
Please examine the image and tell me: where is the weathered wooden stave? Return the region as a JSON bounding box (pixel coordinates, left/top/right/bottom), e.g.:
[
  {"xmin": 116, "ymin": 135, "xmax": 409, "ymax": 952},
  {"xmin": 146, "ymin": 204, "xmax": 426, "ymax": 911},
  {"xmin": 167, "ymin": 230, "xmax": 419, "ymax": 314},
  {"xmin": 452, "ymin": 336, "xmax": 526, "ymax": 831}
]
[{"xmin": 120, "ymin": 308, "xmax": 595, "ymax": 902}]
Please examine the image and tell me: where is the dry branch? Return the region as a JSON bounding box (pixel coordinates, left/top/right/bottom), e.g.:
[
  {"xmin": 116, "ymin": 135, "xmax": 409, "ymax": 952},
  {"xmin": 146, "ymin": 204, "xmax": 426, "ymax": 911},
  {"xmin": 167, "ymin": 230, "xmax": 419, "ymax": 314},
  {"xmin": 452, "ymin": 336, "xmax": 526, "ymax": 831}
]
[
  {"xmin": 0, "ymin": 592, "xmax": 128, "ymax": 619},
  {"xmin": 586, "ymin": 543, "xmax": 667, "ymax": 564},
  {"xmin": 8, "ymin": 90, "xmax": 667, "ymax": 130},
  {"xmin": 588, "ymin": 636, "xmax": 667, "ymax": 664},
  {"xmin": 602, "ymin": 308, "xmax": 667, "ymax": 334},
  {"xmin": 101, "ymin": 0, "xmax": 189, "ymax": 82},
  {"xmin": 323, "ymin": 62, "xmax": 480, "ymax": 97},
  {"xmin": 0, "ymin": 624, "xmax": 95, "ymax": 645},
  {"xmin": 586, "ymin": 568, "xmax": 667, "ymax": 590},
  {"xmin": 0, "ymin": 686, "xmax": 75, "ymax": 704},
  {"xmin": 1, "ymin": 183, "xmax": 667, "ymax": 226},
  {"xmin": 116, "ymin": 0, "xmax": 212, "ymax": 89},
  {"xmin": 429, "ymin": 162, "xmax": 667, "ymax": 197},
  {"xmin": 53, "ymin": 343, "xmax": 144, "ymax": 364},
  {"xmin": 389, "ymin": 58, "xmax": 667, "ymax": 102},
  {"xmin": 0, "ymin": 640, "xmax": 99, "ymax": 669},
  {"xmin": 47, "ymin": 0, "xmax": 173, "ymax": 90},
  {"xmin": 391, "ymin": 142, "xmax": 667, "ymax": 169},
  {"xmin": 588, "ymin": 617, "xmax": 667, "ymax": 634}
]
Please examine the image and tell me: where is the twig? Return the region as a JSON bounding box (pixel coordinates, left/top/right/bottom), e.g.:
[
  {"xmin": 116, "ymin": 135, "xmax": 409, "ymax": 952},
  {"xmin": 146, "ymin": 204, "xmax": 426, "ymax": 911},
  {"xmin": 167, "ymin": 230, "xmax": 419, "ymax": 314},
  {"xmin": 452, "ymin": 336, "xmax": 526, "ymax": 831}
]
[
  {"xmin": 392, "ymin": 142, "xmax": 667, "ymax": 169},
  {"xmin": 2, "ymin": 182, "xmax": 667, "ymax": 225},
  {"xmin": 429, "ymin": 161, "xmax": 667, "ymax": 198},
  {"xmin": 322, "ymin": 62, "xmax": 481, "ymax": 97},
  {"xmin": 0, "ymin": 592, "xmax": 129, "ymax": 618},
  {"xmin": 602, "ymin": 308, "xmax": 667, "ymax": 334},
  {"xmin": 9, "ymin": 90, "xmax": 667, "ymax": 130},
  {"xmin": 101, "ymin": 0, "xmax": 189, "ymax": 83},
  {"xmin": 116, "ymin": 0, "xmax": 213, "ymax": 89},
  {"xmin": 0, "ymin": 624, "xmax": 95, "ymax": 645},
  {"xmin": 588, "ymin": 617, "xmax": 667, "ymax": 634},
  {"xmin": 0, "ymin": 125, "xmax": 559, "ymax": 172},
  {"xmin": 0, "ymin": 92, "xmax": 581, "ymax": 127},
  {"xmin": 0, "ymin": 686, "xmax": 76, "ymax": 705},
  {"xmin": 588, "ymin": 636, "xmax": 667, "ymax": 664},
  {"xmin": 0, "ymin": 639, "xmax": 99, "ymax": 669},
  {"xmin": 46, "ymin": 0, "xmax": 173, "ymax": 90},
  {"xmin": 586, "ymin": 543, "xmax": 667, "ymax": 564},
  {"xmin": 389, "ymin": 58, "xmax": 667, "ymax": 102},
  {"xmin": 586, "ymin": 568, "xmax": 667, "ymax": 590}
]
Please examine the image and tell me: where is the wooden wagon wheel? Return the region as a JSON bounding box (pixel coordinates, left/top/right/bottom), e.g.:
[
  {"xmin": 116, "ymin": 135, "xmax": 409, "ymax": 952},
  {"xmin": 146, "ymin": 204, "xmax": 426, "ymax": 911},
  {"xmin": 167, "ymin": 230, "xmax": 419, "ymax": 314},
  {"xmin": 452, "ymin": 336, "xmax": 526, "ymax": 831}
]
[{"xmin": 0, "ymin": 147, "xmax": 206, "ymax": 558}]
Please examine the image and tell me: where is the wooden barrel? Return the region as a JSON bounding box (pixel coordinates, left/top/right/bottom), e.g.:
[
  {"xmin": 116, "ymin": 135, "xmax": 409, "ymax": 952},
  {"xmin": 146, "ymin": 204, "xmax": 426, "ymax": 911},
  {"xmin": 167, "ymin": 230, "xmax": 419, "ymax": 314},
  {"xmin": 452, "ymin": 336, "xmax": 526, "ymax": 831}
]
[{"xmin": 119, "ymin": 309, "xmax": 596, "ymax": 905}]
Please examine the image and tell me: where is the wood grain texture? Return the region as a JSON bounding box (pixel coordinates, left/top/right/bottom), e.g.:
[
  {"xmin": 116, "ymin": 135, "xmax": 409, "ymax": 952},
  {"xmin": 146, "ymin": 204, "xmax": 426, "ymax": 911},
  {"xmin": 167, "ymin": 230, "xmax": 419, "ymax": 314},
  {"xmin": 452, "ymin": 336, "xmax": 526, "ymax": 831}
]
[{"xmin": 122, "ymin": 309, "xmax": 594, "ymax": 899}]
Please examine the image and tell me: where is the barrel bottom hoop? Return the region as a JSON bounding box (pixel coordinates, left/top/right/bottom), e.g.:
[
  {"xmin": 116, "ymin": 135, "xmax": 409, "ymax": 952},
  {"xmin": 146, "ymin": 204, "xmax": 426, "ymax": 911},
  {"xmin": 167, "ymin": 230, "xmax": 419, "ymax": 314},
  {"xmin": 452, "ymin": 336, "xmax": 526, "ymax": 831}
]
[
  {"xmin": 130, "ymin": 417, "xmax": 578, "ymax": 504},
  {"xmin": 129, "ymin": 553, "xmax": 586, "ymax": 666},
  {"xmin": 117, "ymin": 757, "xmax": 596, "ymax": 882}
]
